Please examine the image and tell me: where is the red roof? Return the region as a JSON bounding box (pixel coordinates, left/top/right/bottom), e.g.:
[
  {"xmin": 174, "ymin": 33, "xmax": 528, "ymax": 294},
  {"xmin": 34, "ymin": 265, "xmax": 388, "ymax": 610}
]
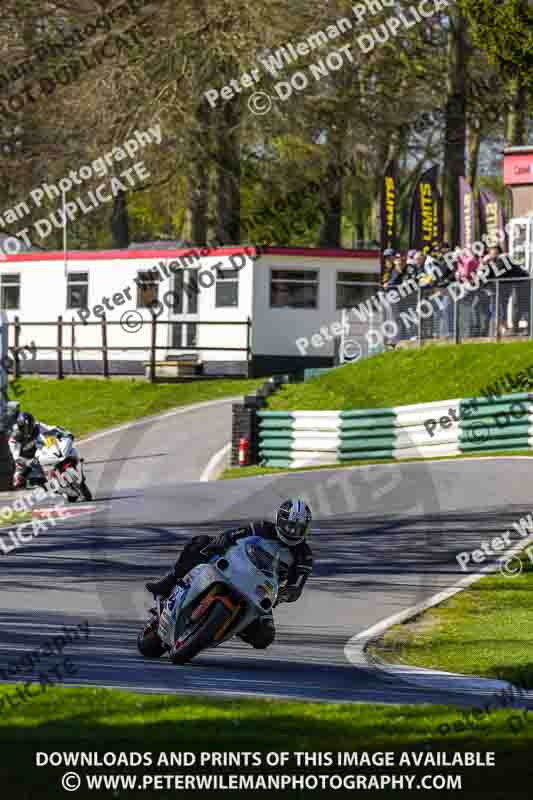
[{"xmin": 0, "ymin": 244, "xmax": 379, "ymax": 263}]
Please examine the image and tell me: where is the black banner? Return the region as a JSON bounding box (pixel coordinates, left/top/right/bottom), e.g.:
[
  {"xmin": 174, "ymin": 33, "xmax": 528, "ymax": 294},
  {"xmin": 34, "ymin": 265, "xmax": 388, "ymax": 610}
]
[
  {"xmin": 479, "ymin": 190, "xmax": 505, "ymax": 248},
  {"xmin": 409, "ymin": 165, "xmax": 441, "ymax": 253},
  {"xmin": 380, "ymin": 161, "xmax": 398, "ymax": 283},
  {"xmin": 459, "ymin": 177, "xmax": 475, "ymax": 251}
]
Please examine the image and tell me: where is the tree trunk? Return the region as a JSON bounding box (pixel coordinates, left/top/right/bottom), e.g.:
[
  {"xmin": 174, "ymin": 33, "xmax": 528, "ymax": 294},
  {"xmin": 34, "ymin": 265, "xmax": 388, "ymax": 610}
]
[
  {"xmin": 215, "ymin": 98, "xmax": 241, "ymax": 244},
  {"xmin": 467, "ymin": 122, "xmax": 482, "ymax": 189},
  {"xmin": 443, "ymin": 8, "xmax": 469, "ymax": 245},
  {"xmin": 111, "ymin": 190, "xmax": 130, "ymax": 248},
  {"xmin": 505, "ymin": 76, "xmax": 527, "ymax": 146},
  {"xmin": 187, "ymin": 99, "xmax": 210, "ymax": 244},
  {"xmin": 355, "ymin": 210, "xmax": 365, "ymax": 246},
  {"xmin": 319, "ymin": 149, "xmax": 344, "ymax": 247}
]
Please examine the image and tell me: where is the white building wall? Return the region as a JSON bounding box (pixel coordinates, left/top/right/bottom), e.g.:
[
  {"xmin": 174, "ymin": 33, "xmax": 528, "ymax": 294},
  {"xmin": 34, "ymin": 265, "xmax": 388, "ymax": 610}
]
[
  {"xmin": 0, "ymin": 248, "xmax": 379, "ymax": 368},
  {"xmin": 251, "ymin": 254, "xmax": 379, "ymax": 358},
  {"xmin": 0, "ymin": 252, "xmax": 254, "ymax": 365}
]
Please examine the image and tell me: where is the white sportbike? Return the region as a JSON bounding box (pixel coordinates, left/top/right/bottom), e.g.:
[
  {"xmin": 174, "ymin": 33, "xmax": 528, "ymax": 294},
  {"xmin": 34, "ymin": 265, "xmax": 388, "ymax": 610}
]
[
  {"xmin": 27, "ymin": 433, "xmax": 93, "ymax": 503},
  {"xmin": 137, "ymin": 535, "xmax": 293, "ymax": 664}
]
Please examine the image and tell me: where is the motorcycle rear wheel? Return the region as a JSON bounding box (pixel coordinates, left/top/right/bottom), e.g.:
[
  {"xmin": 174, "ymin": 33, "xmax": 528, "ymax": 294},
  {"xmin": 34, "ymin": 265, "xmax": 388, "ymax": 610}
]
[{"xmin": 171, "ymin": 600, "xmax": 232, "ymax": 665}]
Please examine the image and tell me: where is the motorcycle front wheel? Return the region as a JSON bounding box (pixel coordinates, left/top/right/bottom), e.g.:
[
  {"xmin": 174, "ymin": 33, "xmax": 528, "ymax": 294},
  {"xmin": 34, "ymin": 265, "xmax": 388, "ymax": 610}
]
[
  {"xmin": 137, "ymin": 629, "xmax": 165, "ymax": 658},
  {"xmin": 80, "ymin": 481, "xmax": 93, "ymax": 501},
  {"xmin": 171, "ymin": 600, "xmax": 233, "ymax": 665}
]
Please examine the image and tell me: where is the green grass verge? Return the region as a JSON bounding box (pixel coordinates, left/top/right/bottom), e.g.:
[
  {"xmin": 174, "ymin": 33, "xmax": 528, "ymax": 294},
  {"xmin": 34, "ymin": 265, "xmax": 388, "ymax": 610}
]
[
  {"xmin": 1, "ymin": 686, "xmax": 533, "ymax": 797},
  {"xmin": 221, "ymin": 450, "xmax": 533, "ymax": 480},
  {"xmin": 267, "ymin": 342, "xmax": 533, "ymax": 410},
  {"xmin": 370, "ymin": 546, "xmax": 533, "ymax": 690},
  {"xmin": 10, "ymin": 377, "xmax": 262, "ymax": 438}
]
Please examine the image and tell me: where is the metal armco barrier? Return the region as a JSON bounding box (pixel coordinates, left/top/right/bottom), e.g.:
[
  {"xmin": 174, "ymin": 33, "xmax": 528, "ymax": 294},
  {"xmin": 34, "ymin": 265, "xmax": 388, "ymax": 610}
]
[
  {"xmin": 257, "ymin": 393, "xmax": 533, "ymax": 468},
  {"xmin": 340, "ymin": 278, "xmax": 533, "ymax": 359}
]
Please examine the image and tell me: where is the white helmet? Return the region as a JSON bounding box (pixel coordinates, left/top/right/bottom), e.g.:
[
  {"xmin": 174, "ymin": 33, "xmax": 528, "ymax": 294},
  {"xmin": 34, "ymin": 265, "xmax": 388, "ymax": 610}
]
[{"xmin": 276, "ymin": 498, "xmax": 312, "ymax": 546}]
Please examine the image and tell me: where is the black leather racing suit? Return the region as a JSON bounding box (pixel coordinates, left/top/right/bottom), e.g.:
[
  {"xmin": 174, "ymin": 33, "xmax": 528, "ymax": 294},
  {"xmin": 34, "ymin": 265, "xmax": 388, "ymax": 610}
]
[{"xmin": 171, "ymin": 520, "xmax": 313, "ymax": 649}]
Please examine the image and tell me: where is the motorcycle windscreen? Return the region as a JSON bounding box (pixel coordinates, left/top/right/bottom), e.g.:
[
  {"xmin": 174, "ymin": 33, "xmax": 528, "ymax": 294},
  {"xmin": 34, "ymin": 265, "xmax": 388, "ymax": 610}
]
[{"xmin": 244, "ymin": 536, "xmax": 285, "ymax": 577}]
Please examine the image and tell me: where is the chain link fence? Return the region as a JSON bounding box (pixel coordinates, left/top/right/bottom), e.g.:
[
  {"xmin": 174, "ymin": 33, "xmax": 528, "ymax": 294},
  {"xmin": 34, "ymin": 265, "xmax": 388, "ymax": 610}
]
[{"xmin": 340, "ymin": 279, "xmax": 533, "ymax": 360}]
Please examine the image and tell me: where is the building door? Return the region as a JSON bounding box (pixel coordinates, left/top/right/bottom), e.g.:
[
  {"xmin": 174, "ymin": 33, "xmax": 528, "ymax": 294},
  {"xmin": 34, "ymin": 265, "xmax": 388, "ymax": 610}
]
[
  {"xmin": 509, "ymin": 218, "xmax": 533, "ymax": 273},
  {"xmin": 169, "ymin": 269, "xmax": 198, "ymax": 356}
]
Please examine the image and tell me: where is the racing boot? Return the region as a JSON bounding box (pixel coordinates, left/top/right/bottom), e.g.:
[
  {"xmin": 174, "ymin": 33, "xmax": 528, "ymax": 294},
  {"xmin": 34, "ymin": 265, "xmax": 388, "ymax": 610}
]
[{"xmin": 145, "ymin": 570, "xmax": 177, "ymax": 599}]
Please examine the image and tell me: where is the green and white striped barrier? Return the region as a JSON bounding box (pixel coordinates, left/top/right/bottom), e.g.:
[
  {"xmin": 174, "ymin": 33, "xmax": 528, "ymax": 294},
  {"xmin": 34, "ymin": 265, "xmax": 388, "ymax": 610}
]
[{"xmin": 257, "ymin": 392, "xmax": 533, "ymax": 467}]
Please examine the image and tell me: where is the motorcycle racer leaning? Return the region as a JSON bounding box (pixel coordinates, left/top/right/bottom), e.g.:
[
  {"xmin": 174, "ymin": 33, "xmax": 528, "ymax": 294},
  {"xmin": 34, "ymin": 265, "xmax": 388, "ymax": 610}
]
[
  {"xmin": 146, "ymin": 498, "xmax": 313, "ymax": 649},
  {"xmin": 9, "ymin": 411, "xmax": 73, "ymax": 489}
]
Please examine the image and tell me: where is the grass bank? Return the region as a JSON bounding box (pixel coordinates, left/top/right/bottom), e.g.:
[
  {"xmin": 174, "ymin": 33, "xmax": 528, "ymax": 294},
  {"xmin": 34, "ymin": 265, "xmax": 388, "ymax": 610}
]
[
  {"xmin": 370, "ymin": 546, "xmax": 533, "ymax": 690},
  {"xmin": 0, "ymin": 685, "xmax": 532, "ymax": 797},
  {"xmin": 9, "ymin": 377, "xmax": 262, "ymax": 438},
  {"xmin": 268, "ymin": 342, "xmax": 533, "ymax": 410}
]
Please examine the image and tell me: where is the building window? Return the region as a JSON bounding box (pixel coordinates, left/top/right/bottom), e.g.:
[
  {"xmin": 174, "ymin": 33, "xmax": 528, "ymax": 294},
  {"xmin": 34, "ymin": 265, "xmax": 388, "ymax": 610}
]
[
  {"xmin": 187, "ymin": 269, "xmax": 198, "ymax": 314},
  {"xmin": 173, "ymin": 271, "xmax": 183, "ymax": 314},
  {"xmin": 186, "ymin": 322, "xmax": 197, "ymax": 346},
  {"xmin": 66, "ymin": 272, "xmax": 89, "ymax": 309},
  {"xmin": 172, "ymin": 322, "xmax": 197, "ymax": 348},
  {"xmin": 215, "ymin": 267, "xmax": 239, "ymax": 308},
  {"xmin": 172, "ymin": 269, "xmax": 199, "ymax": 314},
  {"xmin": 270, "ymin": 269, "xmax": 318, "ymax": 309},
  {"xmin": 0, "ymin": 274, "xmax": 20, "ymax": 309},
  {"xmin": 336, "ymin": 272, "xmax": 376, "ymax": 309},
  {"xmin": 136, "ymin": 271, "xmax": 159, "ymax": 308}
]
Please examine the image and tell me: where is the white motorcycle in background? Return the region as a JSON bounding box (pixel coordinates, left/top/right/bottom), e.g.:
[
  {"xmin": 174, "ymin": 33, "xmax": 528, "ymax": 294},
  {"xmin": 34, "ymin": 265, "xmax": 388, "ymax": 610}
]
[
  {"xmin": 138, "ymin": 535, "xmax": 293, "ymax": 664},
  {"xmin": 27, "ymin": 433, "xmax": 93, "ymax": 503}
]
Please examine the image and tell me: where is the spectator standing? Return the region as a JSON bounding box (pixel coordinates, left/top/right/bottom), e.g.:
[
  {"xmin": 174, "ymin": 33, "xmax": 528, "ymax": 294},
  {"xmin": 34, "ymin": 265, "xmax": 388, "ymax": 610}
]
[
  {"xmin": 456, "ymin": 253, "xmax": 480, "ymax": 337},
  {"xmin": 485, "ymin": 246, "xmax": 529, "ymax": 336},
  {"xmin": 382, "ymin": 248, "xmax": 395, "ymax": 287},
  {"xmin": 385, "ymin": 252, "xmax": 407, "ymax": 346}
]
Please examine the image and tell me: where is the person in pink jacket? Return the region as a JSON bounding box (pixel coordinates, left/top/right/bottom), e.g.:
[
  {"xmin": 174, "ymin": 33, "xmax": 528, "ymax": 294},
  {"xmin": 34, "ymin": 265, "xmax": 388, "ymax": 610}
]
[
  {"xmin": 456, "ymin": 253, "xmax": 481, "ymax": 336},
  {"xmin": 456, "ymin": 253, "xmax": 480, "ymax": 283}
]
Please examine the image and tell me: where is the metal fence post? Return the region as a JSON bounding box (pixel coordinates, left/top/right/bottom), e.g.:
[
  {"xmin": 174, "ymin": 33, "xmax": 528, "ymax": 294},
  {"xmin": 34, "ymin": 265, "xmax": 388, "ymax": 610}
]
[
  {"xmin": 0, "ymin": 311, "xmax": 13, "ymax": 489},
  {"xmin": 529, "ymin": 277, "xmax": 533, "ymax": 340},
  {"xmin": 417, "ymin": 287, "xmax": 422, "ymax": 347},
  {"xmin": 495, "ymin": 280, "xmax": 501, "ymax": 342},
  {"xmin": 71, "ymin": 317, "xmax": 75, "ymax": 372},
  {"xmin": 339, "ymin": 309, "xmax": 346, "ymax": 363},
  {"xmin": 246, "ymin": 316, "xmax": 252, "ymax": 362},
  {"xmin": 13, "ymin": 316, "xmax": 20, "ymax": 379},
  {"xmin": 0, "ymin": 312, "xmax": 8, "ymax": 422},
  {"xmin": 101, "ymin": 314, "xmax": 109, "ymax": 378},
  {"xmin": 57, "ymin": 315, "xmax": 63, "ymax": 379},
  {"xmin": 453, "ymin": 291, "xmax": 459, "ymax": 344},
  {"xmin": 149, "ymin": 311, "xmax": 157, "ymax": 383}
]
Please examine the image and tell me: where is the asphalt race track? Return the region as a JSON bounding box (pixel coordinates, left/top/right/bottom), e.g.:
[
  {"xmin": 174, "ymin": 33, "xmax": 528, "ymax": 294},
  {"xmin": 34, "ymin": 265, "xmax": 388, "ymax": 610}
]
[{"xmin": 1, "ymin": 397, "xmax": 533, "ymax": 709}]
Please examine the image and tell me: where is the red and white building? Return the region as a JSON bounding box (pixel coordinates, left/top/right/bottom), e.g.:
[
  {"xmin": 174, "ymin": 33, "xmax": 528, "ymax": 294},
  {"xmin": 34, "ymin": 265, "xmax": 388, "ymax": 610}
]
[
  {"xmin": 0, "ymin": 244, "xmax": 379, "ymax": 377},
  {"xmin": 503, "ymin": 146, "xmax": 533, "ymax": 273}
]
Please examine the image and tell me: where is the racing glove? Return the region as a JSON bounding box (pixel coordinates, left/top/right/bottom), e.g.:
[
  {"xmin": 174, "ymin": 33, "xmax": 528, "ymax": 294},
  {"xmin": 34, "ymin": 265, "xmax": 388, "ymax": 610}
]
[
  {"xmin": 211, "ymin": 526, "xmax": 249, "ymax": 552},
  {"xmin": 210, "ymin": 532, "xmax": 231, "ymax": 551},
  {"xmin": 278, "ymin": 585, "xmax": 301, "ymax": 603}
]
